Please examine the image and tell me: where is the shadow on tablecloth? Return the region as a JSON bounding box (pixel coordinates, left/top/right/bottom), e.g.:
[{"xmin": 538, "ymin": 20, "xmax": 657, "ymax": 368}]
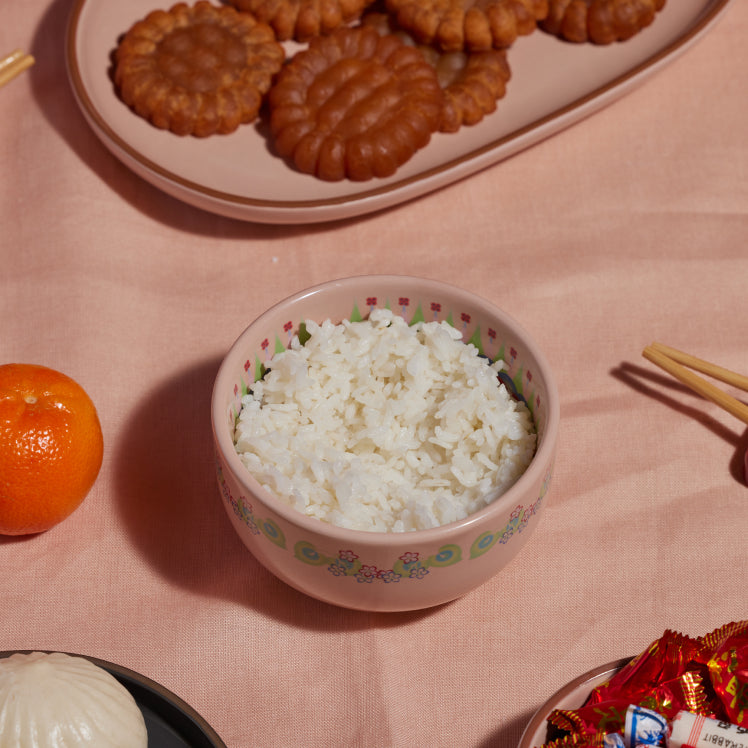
[
  {"xmin": 475, "ymin": 707, "xmax": 537, "ymax": 748},
  {"xmin": 612, "ymin": 361, "xmax": 748, "ymax": 485},
  {"xmin": 112, "ymin": 356, "xmax": 441, "ymax": 630}
]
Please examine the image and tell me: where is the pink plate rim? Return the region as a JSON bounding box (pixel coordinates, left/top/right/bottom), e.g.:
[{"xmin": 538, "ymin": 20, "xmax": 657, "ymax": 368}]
[
  {"xmin": 518, "ymin": 657, "xmax": 634, "ymax": 748},
  {"xmin": 65, "ymin": 0, "xmax": 734, "ymax": 224}
]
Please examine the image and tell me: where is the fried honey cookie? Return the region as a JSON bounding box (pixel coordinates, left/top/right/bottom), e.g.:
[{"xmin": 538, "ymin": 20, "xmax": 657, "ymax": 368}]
[
  {"xmin": 114, "ymin": 1, "xmax": 285, "ymax": 137},
  {"xmin": 227, "ymin": 0, "xmax": 372, "ymax": 42},
  {"xmin": 268, "ymin": 26, "xmax": 444, "ymax": 181},
  {"xmin": 541, "ymin": 0, "xmax": 666, "ymax": 44},
  {"xmin": 384, "ymin": 0, "xmax": 548, "ymax": 52},
  {"xmin": 362, "ymin": 12, "xmax": 511, "ymax": 133},
  {"xmin": 432, "ymin": 49, "xmax": 510, "ymax": 131}
]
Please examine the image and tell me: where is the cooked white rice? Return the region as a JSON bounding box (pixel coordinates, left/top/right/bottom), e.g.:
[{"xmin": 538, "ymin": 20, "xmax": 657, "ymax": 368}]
[{"xmin": 234, "ymin": 309, "xmax": 536, "ymax": 533}]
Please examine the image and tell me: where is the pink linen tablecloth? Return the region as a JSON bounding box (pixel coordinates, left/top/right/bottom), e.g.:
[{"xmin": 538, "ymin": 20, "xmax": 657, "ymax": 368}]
[{"xmin": 1, "ymin": 1, "xmax": 746, "ymax": 746}]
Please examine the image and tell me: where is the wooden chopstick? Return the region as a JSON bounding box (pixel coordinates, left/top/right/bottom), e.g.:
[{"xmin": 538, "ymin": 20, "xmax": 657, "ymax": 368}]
[
  {"xmin": 0, "ymin": 49, "xmax": 34, "ymax": 88},
  {"xmin": 642, "ymin": 344, "xmax": 748, "ymax": 426},
  {"xmin": 649, "ymin": 342, "xmax": 748, "ymax": 392}
]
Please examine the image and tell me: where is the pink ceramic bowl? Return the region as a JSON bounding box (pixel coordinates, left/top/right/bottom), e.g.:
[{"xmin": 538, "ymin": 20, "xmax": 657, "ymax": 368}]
[{"xmin": 211, "ymin": 276, "xmax": 559, "ymax": 612}]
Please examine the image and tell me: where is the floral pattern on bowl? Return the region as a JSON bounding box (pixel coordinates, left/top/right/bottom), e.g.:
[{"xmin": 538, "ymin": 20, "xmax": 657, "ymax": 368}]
[{"xmin": 217, "ymin": 459, "xmax": 553, "ymax": 584}]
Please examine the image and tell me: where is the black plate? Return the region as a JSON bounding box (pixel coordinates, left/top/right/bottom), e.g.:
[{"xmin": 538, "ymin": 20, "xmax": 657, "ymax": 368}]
[{"xmin": 0, "ymin": 651, "xmax": 227, "ymax": 748}]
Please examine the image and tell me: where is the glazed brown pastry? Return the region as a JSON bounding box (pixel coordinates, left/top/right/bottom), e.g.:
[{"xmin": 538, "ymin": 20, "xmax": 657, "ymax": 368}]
[
  {"xmin": 541, "ymin": 0, "xmax": 666, "ymax": 44},
  {"xmin": 383, "ymin": 0, "xmax": 548, "ymax": 52},
  {"xmin": 268, "ymin": 26, "xmax": 444, "ymax": 181},
  {"xmin": 361, "ymin": 12, "xmax": 511, "ymax": 133},
  {"xmin": 114, "ymin": 1, "xmax": 285, "ymax": 137},
  {"xmin": 227, "ymin": 0, "xmax": 373, "ymax": 41},
  {"xmin": 433, "ymin": 50, "xmax": 510, "ymax": 131}
]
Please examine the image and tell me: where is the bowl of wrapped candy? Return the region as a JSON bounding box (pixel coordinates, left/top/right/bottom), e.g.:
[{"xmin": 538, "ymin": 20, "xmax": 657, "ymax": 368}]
[{"xmin": 519, "ymin": 620, "xmax": 748, "ymax": 747}]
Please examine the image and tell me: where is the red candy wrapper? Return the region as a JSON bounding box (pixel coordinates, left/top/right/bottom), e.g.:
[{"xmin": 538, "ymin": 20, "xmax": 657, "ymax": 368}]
[
  {"xmin": 701, "ymin": 621, "xmax": 748, "ymax": 727},
  {"xmin": 586, "ymin": 629, "xmax": 707, "ymax": 716},
  {"xmin": 540, "ymin": 622, "xmax": 748, "ymax": 747}
]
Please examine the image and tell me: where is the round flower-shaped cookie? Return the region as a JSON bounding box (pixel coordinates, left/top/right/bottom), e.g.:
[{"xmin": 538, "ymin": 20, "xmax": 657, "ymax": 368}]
[
  {"xmin": 361, "ymin": 12, "xmax": 511, "ymax": 133},
  {"xmin": 540, "ymin": 0, "xmax": 666, "ymax": 44},
  {"xmin": 384, "ymin": 0, "xmax": 548, "ymax": 52},
  {"xmin": 114, "ymin": 1, "xmax": 285, "ymax": 137},
  {"xmin": 267, "ymin": 26, "xmax": 444, "ymax": 181},
  {"xmin": 227, "ymin": 0, "xmax": 373, "ymax": 42}
]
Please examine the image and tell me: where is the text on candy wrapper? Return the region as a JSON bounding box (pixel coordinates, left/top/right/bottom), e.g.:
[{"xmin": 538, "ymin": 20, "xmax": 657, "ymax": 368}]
[{"xmin": 701, "ymin": 721, "xmax": 748, "ymax": 748}]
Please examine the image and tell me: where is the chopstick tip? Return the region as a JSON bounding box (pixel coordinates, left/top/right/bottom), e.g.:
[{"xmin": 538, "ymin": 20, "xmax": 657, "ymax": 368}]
[{"xmin": 0, "ymin": 50, "xmax": 35, "ymax": 88}]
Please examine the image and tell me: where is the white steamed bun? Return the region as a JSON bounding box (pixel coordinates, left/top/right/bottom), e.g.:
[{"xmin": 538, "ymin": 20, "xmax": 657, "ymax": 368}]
[{"xmin": 0, "ymin": 651, "xmax": 148, "ymax": 747}]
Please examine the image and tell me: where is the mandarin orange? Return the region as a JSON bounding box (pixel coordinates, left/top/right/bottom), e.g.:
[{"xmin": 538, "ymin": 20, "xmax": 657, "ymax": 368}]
[{"xmin": 0, "ymin": 363, "xmax": 103, "ymax": 535}]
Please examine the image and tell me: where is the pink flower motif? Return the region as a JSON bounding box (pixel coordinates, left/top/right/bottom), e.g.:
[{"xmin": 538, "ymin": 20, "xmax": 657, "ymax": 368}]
[
  {"xmin": 510, "ymin": 347, "xmax": 517, "ymax": 359},
  {"xmin": 261, "ymin": 339, "xmax": 269, "ymax": 350},
  {"xmin": 461, "ymin": 312, "xmax": 471, "ymax": 324},
  {"xmin": 510, "ymin": 505, "xmax": 523, "ymax": 520},
  {"xmin": 488, "ymin": 328, "xmax": 496, "ymax": 340},
  {"xmin": 243, "ymin": 360, "xmax": 251, "ymax": 372},
  {"xmin": 338, "ymin": 550, "xmax": 359, "ymax": 562},
  {"xmin": 399, "ymin": 297, "xmax": 409, "ymax": 307},
  {"xmin": 359, "ymin": 564, "xmax": 378, "ymax": 578},
  {"xmin": 283, "ymin": 321, "xmax": 293, "ymax": 333},
  {"xmin": 233, "ymin": 384, "xmax": 239, "ymax": 396},
  {"xmin": 527, "ymin": 370, "xmax": 533, "ymax": 382},
  {"xmin": 399, "ymin": 551, "xmax": 419, "ymax": 564},
  {"xmin": 366, "ymin": 297, "xmax": 377, "ymax": 307},
  {"xmin": 430, "ymin": 302, "xmax": 441, "ymax": 312}
]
